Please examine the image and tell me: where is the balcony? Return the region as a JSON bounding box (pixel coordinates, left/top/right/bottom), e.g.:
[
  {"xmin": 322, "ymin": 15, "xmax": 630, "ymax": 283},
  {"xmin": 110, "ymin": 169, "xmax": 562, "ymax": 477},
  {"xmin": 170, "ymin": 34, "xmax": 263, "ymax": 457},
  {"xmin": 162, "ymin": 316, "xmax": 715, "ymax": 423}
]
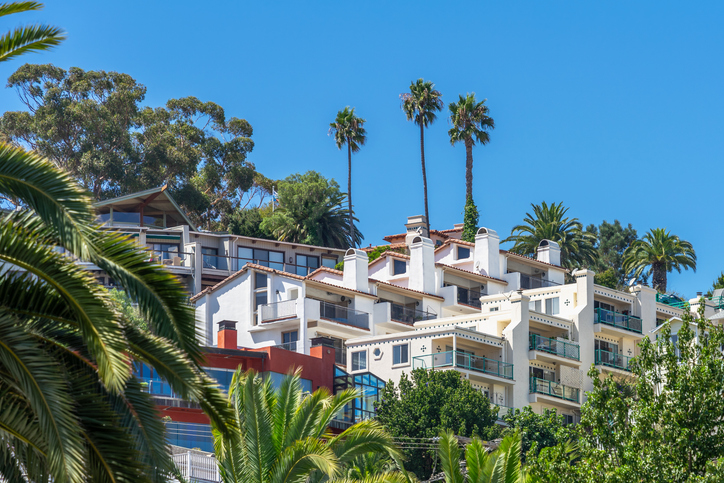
[
  {"xmin": 274, "ymin": 341, "xmax": 298, "ymax": 351},
  {"xmin": 413, "ymin": 350, "xmax": 514, "ymax": 380},
  {"xmin": 595, "ymin": 307, "xmax": 642, "ymax": 334},
  {"xmin": 519, "ymin": 273, "xmax": 560, "ymax": 290},
  {"xmin": 201, "ymin": 254, "xmax": 229, "ymax": 271},
  {"xmin": 260, "ymin": 300, "xmax": 298, "ymax": 323},
  {"xmin": 390, "ymin": 303, "xmax": 437, "ymax": 325},
  {"xmin": 320, "ymin": 300, "xmax": 369, "ymax": 330},
  {"xmin": 529, "ymin": 377, "xmax": 580, "ymax": 403},
  {"xmin": 457, "ymin": 287, "xmax": 483, "ymax": 308},
  {"xmin": 529, "ymin": 334, "xmax": 580, "ymax": 361},
  {"xmin": 595, "ymin": 349, "xmax": 632, "ymax": 372}
]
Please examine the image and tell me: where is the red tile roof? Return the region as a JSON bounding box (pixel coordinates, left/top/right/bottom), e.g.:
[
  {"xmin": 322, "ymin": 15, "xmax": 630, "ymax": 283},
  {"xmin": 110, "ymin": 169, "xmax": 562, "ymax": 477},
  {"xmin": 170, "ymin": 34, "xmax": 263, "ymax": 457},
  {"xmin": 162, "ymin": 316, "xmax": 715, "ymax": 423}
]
[
  {"xmin": 500, "ymin": 250, "xmax": 566, "ymax": 270},
  {"xmin": 435, "ymin": 263, "xmax": 508, "ymax": 284},
  {"xmin": 438, "ymin": 227, "xmax": 463, "ymax": 234},
  {"xmin": 189, "ymin": 263, "xmax": 306, "ymax": 302},
  {"xmin": 382, "ymin": 230, "xmax": 451, "ymax": 243},
  {"xmin": 308, "ymin": 266, "xmax": 343, "ymax": 277},
  {"xmin": 370, "ymin": 278, "xmax": 445, "ymax": 301},
  {"xmin": 434, "ymin": 238, "xmax": 475, "ymax": 253}
]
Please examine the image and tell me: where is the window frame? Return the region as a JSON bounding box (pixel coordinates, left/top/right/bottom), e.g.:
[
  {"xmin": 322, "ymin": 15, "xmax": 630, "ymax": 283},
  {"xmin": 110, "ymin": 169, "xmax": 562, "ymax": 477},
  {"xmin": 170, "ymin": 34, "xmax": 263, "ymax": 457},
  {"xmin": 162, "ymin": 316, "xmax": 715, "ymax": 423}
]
[
  {"xmin": 351, "ymin": 350, "xmax": 367, "ymax": 372},
  {"xmin": 393, "ymin": 259, "xmax": 407, "ymax": 276},
  {"xmin": 392, "ymin": 343, "xmax": 409, "ymax": 366},
  {"xmin": 457, "ymin": 246, "xmax": 471, "ymax": 260}
]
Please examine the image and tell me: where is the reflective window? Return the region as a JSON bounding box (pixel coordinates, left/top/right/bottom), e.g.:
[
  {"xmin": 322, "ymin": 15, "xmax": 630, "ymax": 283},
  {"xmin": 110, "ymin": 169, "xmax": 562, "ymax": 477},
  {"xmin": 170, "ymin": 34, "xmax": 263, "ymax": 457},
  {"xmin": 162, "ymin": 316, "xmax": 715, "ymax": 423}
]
[
  {"xmin": 393, "ymin": 344, "xmax": 409, "ymax": 365},
  {"xmin": 352, "ymin": 351, "xmax": 367, "ymax": 371}
]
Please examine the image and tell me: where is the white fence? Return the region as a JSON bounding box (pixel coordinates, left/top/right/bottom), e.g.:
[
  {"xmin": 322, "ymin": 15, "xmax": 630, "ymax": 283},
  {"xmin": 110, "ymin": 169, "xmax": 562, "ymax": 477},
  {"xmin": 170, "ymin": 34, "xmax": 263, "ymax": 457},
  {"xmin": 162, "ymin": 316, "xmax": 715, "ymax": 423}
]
[
  {"xmin": 260, "ymin": 299, "xmax": 298, "ymax": 322},
  {"xmin": 172, "ymin": 451, "xmax": 220, "ymax": 483}
]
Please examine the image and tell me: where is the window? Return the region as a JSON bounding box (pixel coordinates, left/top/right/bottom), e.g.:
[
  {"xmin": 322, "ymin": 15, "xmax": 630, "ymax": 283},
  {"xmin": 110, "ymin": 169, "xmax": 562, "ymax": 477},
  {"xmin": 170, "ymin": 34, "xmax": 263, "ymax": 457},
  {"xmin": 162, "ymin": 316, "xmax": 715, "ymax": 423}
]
[
  {"xmin": 561, "ymin": 414, "xmax": 575, "ymax": 425},
  {"xmin": 393, "ymin": 344, "xmax": 409, "ymax": 365},
  {"xmin": 595, "ymin": 339, "xmax": 618, "ymax": 354},
  {"xmin": 593, "ymin": 300, "xmax": 615, "ymax": 312},
  {"xmin": 202, "ymin": 247, "xmax": 228, "ymax": 270},
  {"xmin": 373, "ymin": 348, "xmax": 381, "ymax": 357},
  {"xmin": 393, "ymin": 259, "xmax": 406, "ymax": 275},
  {"xmin": 238, "ymin": 247, "xmax": 284, "ymax": 270},
  {"xmin": 529, "ymin": 299, "xmax": 542, "ymax": 312},
  {"xmin": 351, "ymin": 351, "xmax": 367, "ymax": 371},
  {"xmin": 457, "ymin": 246, "xmax": 471, "ymax": 259},
  {"xmin": 296, "ymin": 254, "xmax": 320, "ymax": 276},
  {"xmin": 545, "ymin": 297, "xmax": 560, "ymax": 315},
  {"xmin": 149, "ymin": 243, "xmax": 179, "ymax": 262},
  {"xmin": 490, "ymin": 306, "xmax": 499, "ymax": 312},
  {"xmin": 322, "ymin": 256, "xmax": 338, "ymax": 269},
  {"xmin": 282, "ymin": 331, "xmax": 298, "ymax": 351},
  {"xmin": 253, "ymin": 272, "xmax": 268, "ymax": 322},
  {"xmin": 529, "ymin": 366, "xmax": 555, "ymax": 381}
]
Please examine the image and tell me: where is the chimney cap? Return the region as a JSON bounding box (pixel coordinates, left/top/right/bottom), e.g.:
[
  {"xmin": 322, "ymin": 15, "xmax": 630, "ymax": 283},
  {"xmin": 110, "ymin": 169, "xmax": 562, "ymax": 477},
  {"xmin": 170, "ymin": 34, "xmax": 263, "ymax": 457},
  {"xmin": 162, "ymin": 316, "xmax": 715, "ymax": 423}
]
[{"xmin": 218, "ymin": 320, "xmax": 237, "ymax": 331}]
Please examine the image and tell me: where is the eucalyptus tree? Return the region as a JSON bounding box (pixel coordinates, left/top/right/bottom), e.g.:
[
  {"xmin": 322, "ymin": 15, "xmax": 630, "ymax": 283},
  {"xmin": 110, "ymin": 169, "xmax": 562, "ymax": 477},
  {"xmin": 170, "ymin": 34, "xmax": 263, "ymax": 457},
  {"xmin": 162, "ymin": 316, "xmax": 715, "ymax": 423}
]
[
  {"xmin": 212, "ymin": 369, "xmax": 405, "ymax": 483},
  {"xmin": 503, "ymin": 201, "xmax": 597, "ymax": 270},
  {"xmin": 401, "ymin": 79, "xmax": 444, "ymax": 234},
  {"xmin": 0, "ymin": 1, "xmax": 64, "ymax": 63},
  {"xmin": 622, "ymin": 227, "xmax": 696, "ymax": 293},
  {"xmin": 329, "ymin": 107, "xmax": 366, "ymax": 247}
]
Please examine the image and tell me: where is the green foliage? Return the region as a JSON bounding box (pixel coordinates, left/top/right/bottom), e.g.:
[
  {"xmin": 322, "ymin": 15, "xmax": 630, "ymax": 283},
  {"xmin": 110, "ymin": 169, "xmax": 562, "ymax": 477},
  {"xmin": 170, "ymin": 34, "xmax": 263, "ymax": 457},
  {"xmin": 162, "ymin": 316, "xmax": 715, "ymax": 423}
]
[
  {"xmin": 261, "ymin": 171, "xmax": 363, "ymax": 249},
  {"xmin": 375, "ymin": 368, "xmax": 499, "ymax": 479},
  {"xmin": 225, "ymin": 205, "xmax": 274, "ymax": 240},
  {"xmin": 585, "ymin": 220, "xmax": 638, "ymax": 289},
  {"xmin": 0, "ymin": 64, "xmax": 260, "ymax": 230},
  {"xmin": 108, "ymin": 288, "xmax": 147, "ymax": 330},
  {"xmin": 461, "ymin": 196, "xmax": 479, "ymax": 242},
  {"xmin": 0, "ymin": 2, "xmax": 65, "ymax": 64},
  {"xmin": 622, "ymin": 227, "xmax": 696, "ymax": 293},
  {"xmin": 503, "ymin": 201, "xmax": 597, "ymax": 270},
  {"xmin": 593, "ymin": 268, "xmax": 618, "ymax": 290},
  {"xmin": 213, "ymin": 368, "xmax": 406, "ymax": 483},
  {"xmin": 0, "ymin": 143, "xmax": 230, "ymax": 482},
  {"xmin": 501, "ymin": 407, "xmax": 574, "ymax": 460}
]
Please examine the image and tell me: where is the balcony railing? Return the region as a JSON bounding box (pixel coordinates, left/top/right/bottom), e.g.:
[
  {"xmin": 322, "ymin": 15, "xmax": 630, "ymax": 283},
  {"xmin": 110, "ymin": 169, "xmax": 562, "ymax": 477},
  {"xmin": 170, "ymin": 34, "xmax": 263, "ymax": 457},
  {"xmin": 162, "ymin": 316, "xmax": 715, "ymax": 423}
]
[
  {"xmin": 260, "ymin": 299, "xmax": 298, "ymax": 322},
  {"xmin": 320, "ymin": 301, "xmax": 369, "ymax": 330},
  {"xmin": 232, "ymin": 255, "xmax": 323, "ymax": 276},
  {"xmin": 412, "ymin": 350, "xmax": 513, "ymax": 380},
  {"xmin": 595, "ymin": 307, "xmax": 642, "ymax": 334},
  {"xmin": 172, "ymin": 450, "xmax": 220, "ymax": 482},
  {"xmin": 390, "ymin": 303, "xmax": 437, "ymax": 324},
  {"xmin": 529, "ymin": 377, "xmax": 580, "ymax": 403},
  {"xmin": 457, "ymin": 287, "xmax": 483, "ymax": 308},
  {"xmin": 595, "ymin": 349, "xmax": 632, "ymax": 372},
  {"xmin": 202, "ymin": 254, "xmax": 229, "ymax": 270},
  {"xmin": 529, "ymin": 334, "xmax": 580, "ymax": 361},
  {"xmin": 274, "ymin": 341, "xmax": 298, "ymax": 351},
  {"xmin": 519, "ymin": 273, "xmax": 560, "ymax": 290}
]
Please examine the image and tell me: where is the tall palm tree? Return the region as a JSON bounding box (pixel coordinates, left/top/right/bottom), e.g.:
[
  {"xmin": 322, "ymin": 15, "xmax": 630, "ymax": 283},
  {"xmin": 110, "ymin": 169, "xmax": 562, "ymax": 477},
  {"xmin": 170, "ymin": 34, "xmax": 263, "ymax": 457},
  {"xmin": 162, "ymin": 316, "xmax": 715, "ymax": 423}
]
[
  {"xmin": 503, "ymin": 201, "xmax": 597, "ymax": 270},
  {"xmin": 0, "ymin": 1, "xmax": 65, "ymax": 63},
  {"xmin": 436, "ymin": 430, "xmax": 535, "ymax": 483},
  {"xmin": 401, "ymin": 79, "xmax": 443, "ymax": 234},
  {"xmin": 213, "ymin": 368, "xmax": 404, "ymax": 483},
  {"xmin": 622, "ymin": 228, "xmax": 696, "ymax": 293},
  {"xmin": 0, "ymin": 144, "xmax": 231, "ymax": 482},
  {"xmin": 448, "ymin": 94, "xmax": 494, "ymax": 202},
  {"xmin": 329, "ymin": 107, "xmax": 366, "ymax": 248}
]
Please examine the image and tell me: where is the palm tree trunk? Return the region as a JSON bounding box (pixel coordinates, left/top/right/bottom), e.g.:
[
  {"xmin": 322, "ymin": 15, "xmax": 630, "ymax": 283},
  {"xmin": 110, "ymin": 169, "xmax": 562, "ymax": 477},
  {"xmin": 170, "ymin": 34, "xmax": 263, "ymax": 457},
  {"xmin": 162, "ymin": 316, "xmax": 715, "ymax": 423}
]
[
  {"xmin": 653, "ymin": 262, "xmax": 667, "ymax": 293},
  {"xmin": 465, "ymin": 138, "xmax": 473, "ymax": 201},
  {"xmin": 420, "ymin": 123, "xmax": 430, "ymax": 235},
  {"xmin": 347, "ymin": 141, "xmax": 354, "ymax": 248}
]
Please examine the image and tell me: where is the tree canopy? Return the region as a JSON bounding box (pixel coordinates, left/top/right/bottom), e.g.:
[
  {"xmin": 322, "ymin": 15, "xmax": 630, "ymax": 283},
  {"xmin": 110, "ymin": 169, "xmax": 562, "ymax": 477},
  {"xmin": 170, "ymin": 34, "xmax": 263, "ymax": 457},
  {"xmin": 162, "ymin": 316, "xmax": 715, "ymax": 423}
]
[{"xmin": 585, "ymin": 220, "xmax": 638, "ymax": 289}]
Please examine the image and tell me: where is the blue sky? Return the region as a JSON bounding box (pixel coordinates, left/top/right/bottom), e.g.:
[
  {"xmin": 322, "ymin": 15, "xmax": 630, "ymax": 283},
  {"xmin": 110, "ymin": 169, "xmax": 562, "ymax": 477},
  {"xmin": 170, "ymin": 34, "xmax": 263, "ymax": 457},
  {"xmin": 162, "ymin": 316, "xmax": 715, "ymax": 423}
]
[{"xmin": 3, "ymin": 1, "xmax": 722, "ymax": 297}]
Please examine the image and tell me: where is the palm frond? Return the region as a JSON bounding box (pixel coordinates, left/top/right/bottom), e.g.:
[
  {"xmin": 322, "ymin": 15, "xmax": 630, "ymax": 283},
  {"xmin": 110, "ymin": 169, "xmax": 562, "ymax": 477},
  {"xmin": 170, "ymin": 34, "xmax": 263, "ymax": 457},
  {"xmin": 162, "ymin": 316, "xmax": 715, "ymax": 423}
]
[
  {"xmin": 0, "ymin": 24, "xmax": 65, "ymax": 63},
  {"xmin": 436, "ymin": 430, "xmax": 464, "ymax": 483}
]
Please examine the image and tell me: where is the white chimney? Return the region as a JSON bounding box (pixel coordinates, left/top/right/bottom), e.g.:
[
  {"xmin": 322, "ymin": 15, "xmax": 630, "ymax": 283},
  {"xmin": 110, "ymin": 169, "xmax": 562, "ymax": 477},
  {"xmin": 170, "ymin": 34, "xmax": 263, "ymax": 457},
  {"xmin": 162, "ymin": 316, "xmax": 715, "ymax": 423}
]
[
  {"xmin": 343, "ymin": 249, "xmax": 369, "ymax": 293},
  {"xmin": 537, "ymin": 240, "xmax": 561, "ymax": 266},
  {"xmin": 409, "ymin": 236, "xmax": 435, "ymax": 294},
  {"xmin": 474, "ymin": 227, "xmax": 500, "ymax": 278},
  {"xmin": 404, "ymin": 215, "xmax": 429, "ymax": 245}
]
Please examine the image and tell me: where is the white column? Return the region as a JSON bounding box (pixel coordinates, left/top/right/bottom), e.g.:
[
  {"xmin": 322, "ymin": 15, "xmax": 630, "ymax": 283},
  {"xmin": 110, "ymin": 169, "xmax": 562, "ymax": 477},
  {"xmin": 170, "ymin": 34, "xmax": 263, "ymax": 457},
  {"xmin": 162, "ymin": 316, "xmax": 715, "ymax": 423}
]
[{"xmin": 298, "ymin": 286, "xmax": 307, "ymax": 355}]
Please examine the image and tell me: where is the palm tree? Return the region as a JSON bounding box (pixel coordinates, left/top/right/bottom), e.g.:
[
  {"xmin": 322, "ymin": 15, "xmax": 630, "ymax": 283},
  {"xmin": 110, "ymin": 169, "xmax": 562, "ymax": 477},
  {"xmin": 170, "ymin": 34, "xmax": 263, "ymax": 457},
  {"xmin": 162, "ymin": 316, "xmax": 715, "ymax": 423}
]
[
  {"xmin": 401, "ymin": 79, "xmax": 443, "ymax": 234},
  {"xmin": 0, "ymin": 1, "xmax": 65, "ymax": 63},
  {"xmin": 329, "ymin": 107, "xmax": 366, "ymax": 248},
  {"xmin": 0, "ymin": 144, "xmax": 231, "ymax": 482},
  {"xmin": 213, "ymin": 368, "xmax": 404, "ymax": 483},
  {"xmin": 448, "ymin": 94, "xmax": 494, "ymax": 202},
  {"xmin": 436, "ymin": 430, "xmax": 535, "ymax": 483},
  {"xmin": 622, "ymin": 228, "xmax": 696, "ymax": 293},
  {"xmin": 503, "ymin": 201, "xmax": 597, "ymax": 270},
  {"xmin": 342, "ymin": 452, "xmax": 416, "ymax": 483}
]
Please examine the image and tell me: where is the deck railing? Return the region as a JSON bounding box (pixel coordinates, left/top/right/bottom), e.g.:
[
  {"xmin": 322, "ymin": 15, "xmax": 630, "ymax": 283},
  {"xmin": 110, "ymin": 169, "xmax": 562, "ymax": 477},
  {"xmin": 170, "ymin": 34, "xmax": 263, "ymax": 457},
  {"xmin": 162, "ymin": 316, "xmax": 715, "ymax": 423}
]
[
  {"xmin": 172, "ymin": 451, "xmax": 220, "ymax": 482},
  {"xmin": 390, "ymin": 303, "xmax": 437, "ymax": 324},
  {"xmin": 529, "ymin": 334, "xmax": 580, "ymax": 361},
  {"xmin": 274, "ymin": 341, "xmax": 298, "ymax": 351},
  {"xmin": 595, "ymin": 307, "xmax": 642, "ymax": 334},
  {"xmin": 529, "ymin": 377, "xmax": 580, "ymax": 403},
  {"xmin": 457, "ymin": 287, "xmax": 484, "ymax": 308},
  {"xmin": 413, "ymin": 350, "xmax": 513, "ymax": 380},
  {"xmin": 519, "ymin": 273, "xmax": 561, "ymax": 290},
  {"xmin": 595, "ymin": 349, "xmax": 632, "ymax": 371},
  {"xmin": 260, "ymin": 299, "xmax": 298, "ymax": 322},
  {"xmin": 319, "ymin": 301, "xmax": 369, "ymax": 330}
]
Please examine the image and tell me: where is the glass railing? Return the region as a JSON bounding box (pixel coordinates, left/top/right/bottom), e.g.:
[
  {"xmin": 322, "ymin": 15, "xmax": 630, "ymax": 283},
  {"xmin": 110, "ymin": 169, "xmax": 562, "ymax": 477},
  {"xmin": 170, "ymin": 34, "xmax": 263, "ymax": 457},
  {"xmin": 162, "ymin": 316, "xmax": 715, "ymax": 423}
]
[
  {"xmin": 595, "ymin": 349, "xmax": 632, "ymax": 371},
  {"xmin": 456, "ymin": 287, "xmax": 483, "ymax": 308},
  {"xmin": 529, "ymin": 334, "xmax": 580, "ymax": 361},
  {"xmin": 529, "ymin": 377, "xmax": 580, "ymax": 403},
  {"xmin": 656, "ymin": 293, "xmax": 688, "ymax": 309},
  {"xmin": 260, "ymin": 300, "xmax": 298, "ymax": 322},
  {"xmin": 595, "ymin": 308, "xmax": 642, "ymax": 334},
  {"xmin": 519, "ymin": 273, "xmax": 560, "ymax": 290},
  {"xmin": 319, "ymin": 301, "xmax": 369, "ymax": 330},
  {"xmin": 412, "ymin": 350, "xmax": 513, "ymax": 380},
  {"xmin": 274, "ymin": 341, "xmax": 298, "ymax": 351},
  {"xmin": 202, "ymin": 254, "xmax": 229, "ymax": 270},
  {"xmin": 390, "ymin": 303, "xmax": 436, "ymax": 324}
]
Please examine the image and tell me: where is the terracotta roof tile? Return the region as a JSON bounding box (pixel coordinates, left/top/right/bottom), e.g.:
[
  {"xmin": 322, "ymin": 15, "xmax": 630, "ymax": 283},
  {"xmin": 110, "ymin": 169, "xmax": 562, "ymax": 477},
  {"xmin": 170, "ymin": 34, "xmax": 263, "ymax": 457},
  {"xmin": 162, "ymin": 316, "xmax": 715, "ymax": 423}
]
[
  {"xmin": 500, "ymin": 250, "xmax": 567, "ymax": 270},
  {"xmin": 368, "ymin": 250, "xmax": 411, "ymax": 268},
  {"xmin": 189, "ymin": 263, "xmax": 307, "ymax": 302},
  {"xmin": 370, "ymin": 278, "xmax": 445, "ymax": 301},
  {"xmin": 308, "ymin": 266, "xmax": 343, "ymax": 277},
  {"xmin": 438, "ymin": 227, "xmax": 463, "ymax": 233},
  {"xmin": 382, "ymin": 230, "xmax": 451, "ymax": 243},
  {"xmin": 435, "ymin": 263, "xmax": 508, "ymax": 284},
  {"xmin": 304, "ymin": 278, "xmax": 377, "ymax": 298},
  {"xmin": 434, "ymin": 238, "xmax": 475, "ymax": 253}
]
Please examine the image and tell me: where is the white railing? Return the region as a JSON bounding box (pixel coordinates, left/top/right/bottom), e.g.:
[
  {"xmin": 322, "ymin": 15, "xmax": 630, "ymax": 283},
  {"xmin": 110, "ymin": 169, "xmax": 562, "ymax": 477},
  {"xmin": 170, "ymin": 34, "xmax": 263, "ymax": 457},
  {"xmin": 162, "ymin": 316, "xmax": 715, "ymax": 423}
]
[
  {"xmin": 260, "ymin": 299, "xmax": 298, "ymax": 322},
  {"xmin": 172, "ymin": 451, "xmax": 220, "ymax": 482}
]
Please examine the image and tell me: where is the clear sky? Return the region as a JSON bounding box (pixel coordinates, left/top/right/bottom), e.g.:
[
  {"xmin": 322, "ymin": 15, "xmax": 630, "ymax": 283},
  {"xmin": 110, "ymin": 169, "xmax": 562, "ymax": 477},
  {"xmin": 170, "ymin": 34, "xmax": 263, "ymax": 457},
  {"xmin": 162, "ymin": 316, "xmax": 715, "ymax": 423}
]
[{"xmin": 2, "ymin": 1, "xmax": 722, "ymax": 297}]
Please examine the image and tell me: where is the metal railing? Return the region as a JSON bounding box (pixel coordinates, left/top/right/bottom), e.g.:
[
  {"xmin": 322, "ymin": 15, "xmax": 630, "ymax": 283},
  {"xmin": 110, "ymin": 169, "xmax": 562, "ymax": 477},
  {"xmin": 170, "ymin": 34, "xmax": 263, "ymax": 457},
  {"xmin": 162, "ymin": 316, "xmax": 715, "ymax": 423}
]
[
  {"xmin": 202, "ymin": 254, "xmax": 229, "ymax": 270},
  {"xmin": 492, "ymin": 403, "xmax": 513, "ymax": 421},
  {"xmin": 519, "ymin": 273, "xmax": 560, "ymax": 290},
  {"xmin": 274, "ymin": 341, "xmax": 298, "ymax": 351},
  {"xmin": 319, "ymin": 300, "xmax": 369, "ymax": 330},
  {"xmin": 260, "ymin": 299, "xmax": 298, "ymax": 322},
  {"xmin": 595, "ymin": 349, "xmax": 632, "ymax": 371},
  {"xmin": 172, "ymin": 451, "xmax": 220, "ymax": 482},
  {"xmin": 390, "ymin": 303, "xmax": 437, "ymax": 324},
  {"xmin": 529, "ymin": 334, "xmax": 580, "ymax": 361},
  {"xmin": 595, "ymin": 307, "xmax": 642, "ymax": 334},
  {"xmin": 412, "ymin": 350, "xmax": 513, "ymax": 380},
  {"xmin": 232, "ymin": 255, "xmax": 323, "ymax": 276},
  {"xmin": 529, "ymin": 377, "xmax": 580, "ymax": 403},
  {"xmin": 457, "ymin": 287, "xmax": 484, "ymax": 308},
  {"xmin": 149, "ymin": 250, "xmax": 193, "ymax": 267},
  {"xmin": 656, "ymin": 292, "xmax": 688, "ymax": 309}
]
